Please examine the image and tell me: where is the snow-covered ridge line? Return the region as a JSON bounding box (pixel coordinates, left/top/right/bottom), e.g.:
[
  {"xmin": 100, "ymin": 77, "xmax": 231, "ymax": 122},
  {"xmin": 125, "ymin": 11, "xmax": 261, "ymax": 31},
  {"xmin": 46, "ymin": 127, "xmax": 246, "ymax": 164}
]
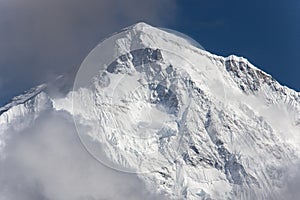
[
  {"xmin": 0, "ymin": 75, "xmax": 68, "ymax": 116},
  {"xmin": 1, "ymin": 22, "xmax": 299, "ymax": 118},
  {"xmin": 0, "ymin": 22, "xmax": 299, "ymax": 200},
  {"xmin": 0, "ymin": 83, "xmax": 47, "ymax": 116},
  {"xmin": 128, "ymin": 23, "xmax": 298, "ymax": 95}
]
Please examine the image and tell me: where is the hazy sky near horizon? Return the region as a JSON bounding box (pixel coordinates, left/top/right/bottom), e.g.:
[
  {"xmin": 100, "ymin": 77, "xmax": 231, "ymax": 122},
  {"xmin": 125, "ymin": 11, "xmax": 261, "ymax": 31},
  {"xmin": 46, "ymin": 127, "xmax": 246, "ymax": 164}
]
[{"xmin": 0, "ymin": 0, "xmax": 299, "ymax": 105}]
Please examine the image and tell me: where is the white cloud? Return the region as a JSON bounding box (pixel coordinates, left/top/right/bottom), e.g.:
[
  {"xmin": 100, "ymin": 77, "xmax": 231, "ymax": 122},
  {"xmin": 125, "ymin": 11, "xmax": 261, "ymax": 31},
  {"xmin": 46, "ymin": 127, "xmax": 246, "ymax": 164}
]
[
  {"xmin": 0, "ymin": 110, "xmax": 167, "ymax": 200},
  {"xmin": 280, "ymin": 161, "xmax": 300, "ymax": 200}
]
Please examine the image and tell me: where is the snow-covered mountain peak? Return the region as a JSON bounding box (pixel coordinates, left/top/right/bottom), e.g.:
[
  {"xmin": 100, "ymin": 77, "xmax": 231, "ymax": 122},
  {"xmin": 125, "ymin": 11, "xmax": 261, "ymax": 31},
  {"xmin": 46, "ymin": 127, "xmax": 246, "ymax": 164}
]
[
  {"xmin": 126, "ymin": 21, "xmax": 154, "ymax": 31},
  {"xmin": 1, "ymin": 23, "xmax": 300, "ymax": 200}
]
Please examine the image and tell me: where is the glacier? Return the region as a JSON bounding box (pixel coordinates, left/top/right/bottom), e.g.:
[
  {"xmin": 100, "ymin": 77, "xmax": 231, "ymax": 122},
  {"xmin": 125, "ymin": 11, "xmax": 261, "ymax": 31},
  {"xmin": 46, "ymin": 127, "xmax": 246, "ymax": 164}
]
[{"xmin": 0, "ymin": 22, "xmax": 299, "ymax": 200}]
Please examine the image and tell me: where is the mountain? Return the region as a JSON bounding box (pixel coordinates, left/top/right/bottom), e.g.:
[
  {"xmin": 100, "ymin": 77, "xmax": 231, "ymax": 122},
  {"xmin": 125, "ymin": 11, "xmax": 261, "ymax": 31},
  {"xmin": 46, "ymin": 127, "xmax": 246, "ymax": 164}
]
[{"xmin": 1, "ymin": 22, "xmax": 299, "ymax": 200}]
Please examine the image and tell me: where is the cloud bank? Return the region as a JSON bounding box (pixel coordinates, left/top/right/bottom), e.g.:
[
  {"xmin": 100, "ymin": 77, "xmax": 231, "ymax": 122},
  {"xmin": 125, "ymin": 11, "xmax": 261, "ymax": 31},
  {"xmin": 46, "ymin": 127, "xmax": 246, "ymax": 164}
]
[
  {"xmin": 280, "ymin": 161, "xmax": 300, "ymax": 200},
  {"xmin": 0, "ymin": 111, "xmax": 167, "ymax": 200}
]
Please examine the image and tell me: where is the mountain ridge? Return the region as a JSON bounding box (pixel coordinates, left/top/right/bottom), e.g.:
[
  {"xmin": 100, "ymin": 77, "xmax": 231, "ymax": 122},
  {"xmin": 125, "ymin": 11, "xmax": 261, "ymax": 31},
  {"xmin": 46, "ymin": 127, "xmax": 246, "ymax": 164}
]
[{"xmin": 0, "ymin": 22, "xmax": 299, "ymax": 200}]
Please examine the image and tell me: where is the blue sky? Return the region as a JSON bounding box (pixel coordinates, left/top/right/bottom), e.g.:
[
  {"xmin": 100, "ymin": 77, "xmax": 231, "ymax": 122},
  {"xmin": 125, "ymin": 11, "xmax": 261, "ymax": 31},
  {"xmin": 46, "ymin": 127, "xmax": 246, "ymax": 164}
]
[
  {"xmin": 171, "ymin": 0, "xmax": 300, "ymax": 91},
  {"xmin": 0, "ymin": 0, "xmax": 299, "ymax": 106}
]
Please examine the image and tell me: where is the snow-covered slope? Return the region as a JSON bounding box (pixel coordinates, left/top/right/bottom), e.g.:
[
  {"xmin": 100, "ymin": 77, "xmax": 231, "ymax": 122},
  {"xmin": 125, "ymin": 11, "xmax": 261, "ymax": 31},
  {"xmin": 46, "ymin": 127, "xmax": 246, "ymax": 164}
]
[
  {"xmin": 0, "ymin": 84, "xmax": 52, "ymax": 154},
  {"xmin": 1, "ymin": 22, "xmax": 299, "ymax": 200}
]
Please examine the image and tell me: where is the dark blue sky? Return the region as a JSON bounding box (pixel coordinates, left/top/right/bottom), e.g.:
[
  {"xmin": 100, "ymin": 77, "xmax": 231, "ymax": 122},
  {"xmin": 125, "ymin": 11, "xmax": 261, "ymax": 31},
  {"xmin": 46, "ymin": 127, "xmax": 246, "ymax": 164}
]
[
  {"xmin": 171, "ymin": 0, "xmax": 300, "ymax": 91},
  {"xmin": 0, "ymin": 0, "xmax": 299, "ymax": 106}
]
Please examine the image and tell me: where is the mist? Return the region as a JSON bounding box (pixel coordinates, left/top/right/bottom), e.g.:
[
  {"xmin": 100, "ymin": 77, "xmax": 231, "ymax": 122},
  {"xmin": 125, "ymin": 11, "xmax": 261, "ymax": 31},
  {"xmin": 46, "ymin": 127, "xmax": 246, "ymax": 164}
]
[
  {"xmin": 279, "ymin": 160, "xmax": 300, "ymax": 200},
  {"xmin": 0, "ymin": 110, "xmax": 167, "ymax": 200}
]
